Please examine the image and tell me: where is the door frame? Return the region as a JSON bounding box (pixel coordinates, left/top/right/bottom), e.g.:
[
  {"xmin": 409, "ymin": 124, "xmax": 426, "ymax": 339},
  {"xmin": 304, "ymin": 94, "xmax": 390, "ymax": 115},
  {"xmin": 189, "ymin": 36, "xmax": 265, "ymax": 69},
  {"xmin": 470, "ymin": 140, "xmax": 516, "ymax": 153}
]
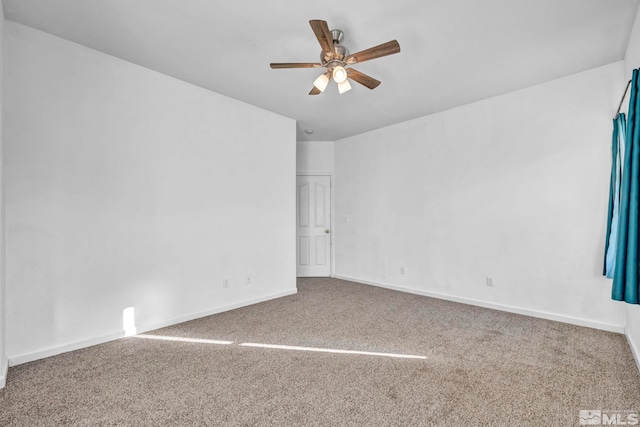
[{"xmin": 296, "ymin": 172, "xmax": 334, "ymax": 277}]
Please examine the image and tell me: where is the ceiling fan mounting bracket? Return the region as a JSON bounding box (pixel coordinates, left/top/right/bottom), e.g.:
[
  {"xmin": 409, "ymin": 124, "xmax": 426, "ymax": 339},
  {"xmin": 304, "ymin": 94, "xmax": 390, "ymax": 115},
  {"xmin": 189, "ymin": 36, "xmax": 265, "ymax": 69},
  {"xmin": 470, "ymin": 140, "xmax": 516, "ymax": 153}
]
[{"xmin": 330, "ymin": 29, "xmax": 344, "ymax": 44}]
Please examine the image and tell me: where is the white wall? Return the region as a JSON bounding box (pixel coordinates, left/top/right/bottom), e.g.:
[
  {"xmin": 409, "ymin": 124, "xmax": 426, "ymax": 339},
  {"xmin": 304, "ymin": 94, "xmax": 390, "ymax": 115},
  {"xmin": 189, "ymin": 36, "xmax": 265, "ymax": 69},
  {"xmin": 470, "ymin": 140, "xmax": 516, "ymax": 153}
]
[
  {"xmin": 624, "ymin": 5, "xmax": 640, "ymax": 371},
  {"xmin": 5, "ymin": 22, "xmax": 296, "ymax": 364},
  {"xmin": 334, "ymin": 62, "xmax": 626, "ymax": 331},
  {"xmin": 296, "ymin": 141, "xmax": 334, "ymax": 174},
  {"xmin": 0, "ymin": 0, "xmax": 6, "ymax": 389},
  {"xmin": 625, "ymin": 6, "xmax": 640, "ymax": 77}
]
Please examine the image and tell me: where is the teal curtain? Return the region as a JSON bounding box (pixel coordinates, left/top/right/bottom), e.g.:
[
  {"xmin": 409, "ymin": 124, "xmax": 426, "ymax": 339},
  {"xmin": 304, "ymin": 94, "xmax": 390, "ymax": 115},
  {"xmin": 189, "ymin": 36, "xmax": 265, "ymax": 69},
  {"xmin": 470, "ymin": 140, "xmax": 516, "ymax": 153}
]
[
  {"xmin": 604, "ymin": 113, "xmax": 626, "ymax": 278},
  {"xmin": 612, "ymin": 68, "xmax": 640, "ymax": 304}
]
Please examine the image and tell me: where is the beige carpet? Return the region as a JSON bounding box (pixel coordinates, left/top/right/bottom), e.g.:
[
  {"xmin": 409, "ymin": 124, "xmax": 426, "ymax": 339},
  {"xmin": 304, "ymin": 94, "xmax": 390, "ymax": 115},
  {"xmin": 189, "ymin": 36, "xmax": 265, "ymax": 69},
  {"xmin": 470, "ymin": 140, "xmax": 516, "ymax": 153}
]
[{"xmin": 1, "ymin": 277, "xmax": 639, "ymax": 426}]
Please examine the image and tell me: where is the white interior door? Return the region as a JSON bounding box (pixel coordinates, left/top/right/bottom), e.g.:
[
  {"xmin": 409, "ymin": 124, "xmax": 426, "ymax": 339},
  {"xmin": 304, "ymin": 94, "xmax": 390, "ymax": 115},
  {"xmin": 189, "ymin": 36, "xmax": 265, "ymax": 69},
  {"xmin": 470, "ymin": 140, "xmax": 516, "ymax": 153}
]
[{"xmin": 296, "ymin": 175, "xmax": 331, "ymax": 277}]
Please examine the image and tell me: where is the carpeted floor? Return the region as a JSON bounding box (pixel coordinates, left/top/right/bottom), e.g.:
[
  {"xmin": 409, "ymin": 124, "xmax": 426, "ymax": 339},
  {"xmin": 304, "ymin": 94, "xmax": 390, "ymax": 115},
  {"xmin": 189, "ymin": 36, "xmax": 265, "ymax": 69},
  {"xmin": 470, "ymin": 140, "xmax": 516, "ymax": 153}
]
[{"xmin": 1, "ymin": 278, "xmax": 639, "ymax": 426}]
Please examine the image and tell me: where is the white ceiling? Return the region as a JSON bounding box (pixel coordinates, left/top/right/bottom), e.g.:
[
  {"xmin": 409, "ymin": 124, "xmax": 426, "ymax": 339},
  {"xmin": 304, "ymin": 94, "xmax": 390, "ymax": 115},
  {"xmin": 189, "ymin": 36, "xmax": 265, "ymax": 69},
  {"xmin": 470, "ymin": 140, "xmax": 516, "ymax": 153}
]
[{"xmin": 3, "ymin": 0, "xmax": 639, "ymax": 141}]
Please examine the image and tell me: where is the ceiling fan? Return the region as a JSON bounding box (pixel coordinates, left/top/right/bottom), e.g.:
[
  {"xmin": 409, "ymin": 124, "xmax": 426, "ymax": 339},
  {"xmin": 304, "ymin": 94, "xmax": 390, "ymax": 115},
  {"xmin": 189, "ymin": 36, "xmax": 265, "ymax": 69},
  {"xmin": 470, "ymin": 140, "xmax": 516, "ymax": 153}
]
[{"xmin": 270, "ymin": 20, "xmax": 400, "ymax": 95}]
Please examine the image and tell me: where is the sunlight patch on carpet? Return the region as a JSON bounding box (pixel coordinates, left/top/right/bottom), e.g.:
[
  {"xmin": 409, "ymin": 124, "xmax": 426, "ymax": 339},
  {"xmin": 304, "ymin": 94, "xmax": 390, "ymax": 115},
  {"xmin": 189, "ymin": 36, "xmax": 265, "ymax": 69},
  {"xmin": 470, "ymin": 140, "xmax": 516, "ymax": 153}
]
[
  {"xmin": 133, "ymin": 334, "xmax": 426, "ymax": 359},
  {"xmin": 239, "ymin": 342, "xmax": 427, "ymax": 359},
  {"xmin": 135, "ymin": 334, "xmax": 233, "ymax": 345}
]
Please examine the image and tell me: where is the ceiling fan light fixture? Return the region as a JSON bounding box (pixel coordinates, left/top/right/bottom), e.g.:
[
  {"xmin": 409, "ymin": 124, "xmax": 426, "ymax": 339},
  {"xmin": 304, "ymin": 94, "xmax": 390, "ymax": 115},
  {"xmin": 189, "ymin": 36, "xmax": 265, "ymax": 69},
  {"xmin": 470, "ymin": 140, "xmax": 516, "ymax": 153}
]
[
  {"xmin": 332, "ymin": 66, "xmax": 348, "ymax": 83},
  {"xmin": 338, "ymin": 79, "xmax": 352, "ymax": 94},
  {"xmin": 313, "ymin": 73, "xmax": 330, "ymax": 92}
]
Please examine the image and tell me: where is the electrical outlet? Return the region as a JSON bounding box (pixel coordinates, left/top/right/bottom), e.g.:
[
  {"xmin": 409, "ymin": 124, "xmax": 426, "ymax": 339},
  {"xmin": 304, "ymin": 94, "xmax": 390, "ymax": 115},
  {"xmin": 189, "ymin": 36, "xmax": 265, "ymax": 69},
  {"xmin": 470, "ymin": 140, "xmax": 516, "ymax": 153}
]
[
  {"xmin": 400, "ymin": 267, "xmax": 407, "ymax": 275},
  {"xmin": 245, "ymin": 275, "xmax": 252, "ymax": 285},
  {"xmin": 486, "ymin": 276, "xmax": 494, "ymax": 287},
  {"xmin": 223, "ymin": 279, "xmax": 230, "ymax": 288}
]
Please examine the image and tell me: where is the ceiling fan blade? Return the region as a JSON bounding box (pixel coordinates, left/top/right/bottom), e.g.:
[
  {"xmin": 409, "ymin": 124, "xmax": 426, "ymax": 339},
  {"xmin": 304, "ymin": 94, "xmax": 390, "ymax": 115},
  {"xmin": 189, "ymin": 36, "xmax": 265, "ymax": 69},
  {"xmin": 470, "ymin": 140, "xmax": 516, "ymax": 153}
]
[
  {"xmin": 270, "ymin": 63, "xmax": 322, "ymax": 69},
  {"xmin": 347, "ymin": 68, "xmax": 381, "ymax": 90},
  {"xmin": 346, "ymin": 40, "xmax": 401, "ymax": 64},
  {"xmin": 309, "ymin": 20, "xmax": 335, "ymax": 55},
  {"xmin": 309, "ymin": 86, "xmax": 322, "ymax": 95}
]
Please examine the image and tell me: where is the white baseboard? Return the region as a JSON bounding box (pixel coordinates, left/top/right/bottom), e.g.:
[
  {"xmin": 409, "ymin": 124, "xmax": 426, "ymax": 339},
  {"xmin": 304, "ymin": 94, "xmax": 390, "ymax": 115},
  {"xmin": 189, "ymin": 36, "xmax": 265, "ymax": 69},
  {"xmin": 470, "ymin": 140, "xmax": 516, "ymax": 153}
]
[
  {"xmin": 9, "ymin": 331, "xmax": 123, "ymax": 367},
  {"xmin": 333, "ymin": 275, "xmax": 625, "ymax": 334},
  {"xmin": 9, "ymin": 288, "xmax": 297, "ymax": 367},
  {"xmin": 0, "ymin": 357, "xmax": 7, "ymax": 389},
  {"xmin": 626, "ymin": 329, "xmax": 640, "ymax": 374}
]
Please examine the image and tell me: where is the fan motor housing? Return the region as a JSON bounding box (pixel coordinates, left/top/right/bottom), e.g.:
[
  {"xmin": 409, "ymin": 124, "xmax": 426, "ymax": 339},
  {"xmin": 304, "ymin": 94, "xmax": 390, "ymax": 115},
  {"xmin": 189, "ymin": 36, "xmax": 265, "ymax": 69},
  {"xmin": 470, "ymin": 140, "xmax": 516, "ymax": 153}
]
[{"xmin": 321, "ymin": 29, "xmax": 349, "ymax": 65}]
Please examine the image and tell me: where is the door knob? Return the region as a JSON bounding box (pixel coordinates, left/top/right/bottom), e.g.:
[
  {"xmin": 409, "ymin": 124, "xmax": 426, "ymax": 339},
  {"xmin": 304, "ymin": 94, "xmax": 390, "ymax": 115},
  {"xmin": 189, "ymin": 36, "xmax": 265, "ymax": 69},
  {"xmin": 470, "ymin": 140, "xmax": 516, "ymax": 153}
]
[{"xmin": 325, "ymin": 229, "xmax": 330, "ymax": 234}]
